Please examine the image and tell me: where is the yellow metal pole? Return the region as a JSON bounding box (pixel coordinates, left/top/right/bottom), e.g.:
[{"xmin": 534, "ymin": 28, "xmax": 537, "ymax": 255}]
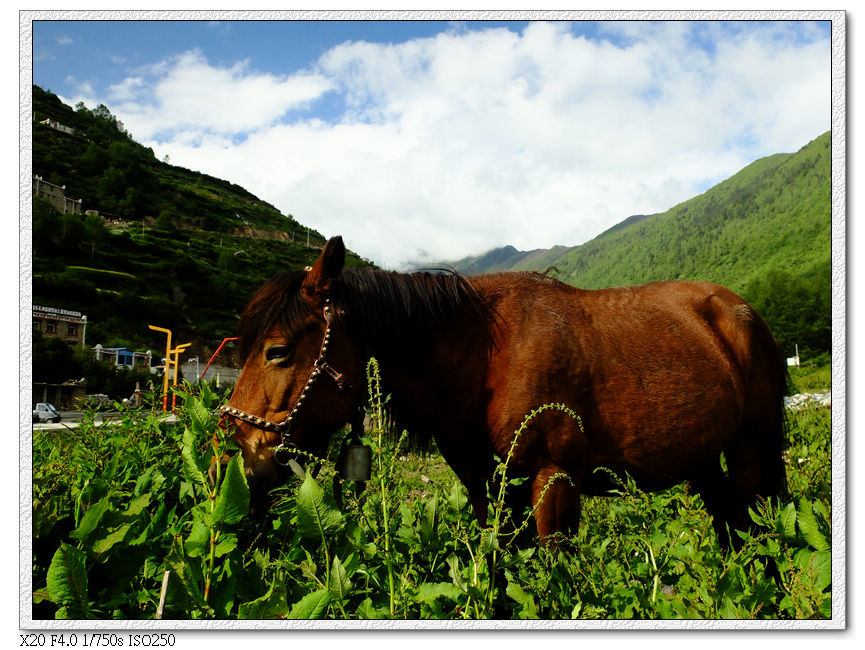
[
  {"xmin": 148, "ymin": 325, "xmax": 172, "ymax": 411},
  {"xmin": 170, "ymin": 343, "xmax": 191, "ymax": 411}
]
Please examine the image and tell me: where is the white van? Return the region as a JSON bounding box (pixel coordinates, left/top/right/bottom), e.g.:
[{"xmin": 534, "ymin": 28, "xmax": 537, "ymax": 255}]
[{"xmin": 33, "ymin": 403, "xmax": 61, "ymax": 423}]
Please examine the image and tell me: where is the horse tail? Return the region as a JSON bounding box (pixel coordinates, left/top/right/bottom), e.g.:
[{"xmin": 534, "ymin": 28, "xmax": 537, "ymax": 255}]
[
  {"xmin": 742, "ymin": 311, "xmax": 790, "ymax": 505},
  {"xmin": 708, "ymin": 292, "xmax": 789, "ymax": 509}
]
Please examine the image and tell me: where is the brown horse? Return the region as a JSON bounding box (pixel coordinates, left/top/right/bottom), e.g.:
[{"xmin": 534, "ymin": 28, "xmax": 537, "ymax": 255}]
[{"xmin": 216, "ymin": 236, "xmax": 786, "ymax": 544}]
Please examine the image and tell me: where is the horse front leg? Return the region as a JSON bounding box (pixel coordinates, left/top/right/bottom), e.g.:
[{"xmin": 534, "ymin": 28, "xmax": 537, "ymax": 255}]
[
  {"xmin": 460, "ymin": 472, "xmax": 491, "ymax": 528},
  {"xmin": 434, "ymin": 433, "xmax": 494, "ymax": 528}
]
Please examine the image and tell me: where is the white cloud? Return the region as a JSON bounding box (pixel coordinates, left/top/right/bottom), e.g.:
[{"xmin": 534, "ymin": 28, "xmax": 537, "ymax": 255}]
[
  {"xmin": 101, "ymin": 49, "xmax": 335, "ymax": 142},
  {"xmin": 88, "ymin": 22, "xmax": 828, "ymax": 269},
  {"xmin": 65, "ymin": 76, "xmax": 95, "ymax": 98}
]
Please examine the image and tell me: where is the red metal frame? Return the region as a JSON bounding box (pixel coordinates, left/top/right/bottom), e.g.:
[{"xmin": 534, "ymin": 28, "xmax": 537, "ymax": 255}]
[{"xmin": 200, "ymin": 337, "xmax": 239, "ymax": 382}]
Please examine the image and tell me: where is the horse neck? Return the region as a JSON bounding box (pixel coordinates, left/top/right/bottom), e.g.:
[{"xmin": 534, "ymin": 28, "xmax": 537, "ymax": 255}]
[
  {"xmin": 340, "ymin": 273, "xmax": 493, "ymax": 427},
  {"xmin": 366, "ymin": 318, "xmax": 492, "ymax": 435}
]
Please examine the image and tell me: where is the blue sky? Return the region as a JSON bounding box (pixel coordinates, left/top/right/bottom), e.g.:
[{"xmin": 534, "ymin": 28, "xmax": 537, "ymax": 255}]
[{"xmin": 30, "ymin": 16, "xmax": 833, "ymax": 269}]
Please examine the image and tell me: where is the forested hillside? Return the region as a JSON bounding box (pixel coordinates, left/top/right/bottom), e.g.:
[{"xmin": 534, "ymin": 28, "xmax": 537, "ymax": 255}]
[
  {"xmin": 31, "ymin": 85, "xmax": 370, "ymax": 371},
  {"xmin": 551, "ymin": 132, "xmax": 831, "ymax": 358}
]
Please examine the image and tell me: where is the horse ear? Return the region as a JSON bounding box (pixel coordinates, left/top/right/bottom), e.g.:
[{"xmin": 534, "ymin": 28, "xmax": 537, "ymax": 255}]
[{"xmin": 301, "ymin": 236, "xmax": 345, "ymax": 307}]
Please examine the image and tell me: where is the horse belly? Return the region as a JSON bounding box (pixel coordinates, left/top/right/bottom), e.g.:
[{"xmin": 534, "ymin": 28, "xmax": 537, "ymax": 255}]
[{"xmin": 585, "ymin": 360, "xmax": 741, "ymax": 485}]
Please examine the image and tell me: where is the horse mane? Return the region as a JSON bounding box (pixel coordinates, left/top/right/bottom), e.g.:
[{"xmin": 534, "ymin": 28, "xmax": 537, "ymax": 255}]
[
  {"xmin": 333, "ymin": 268, "xmax": 496, "ymax": 453},
  {"xmin": 332, "ymin": 267, "xmax": 494, "ymax": 355}
]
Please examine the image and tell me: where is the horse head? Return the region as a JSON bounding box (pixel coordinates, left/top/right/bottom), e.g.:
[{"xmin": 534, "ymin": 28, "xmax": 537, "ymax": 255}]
[{"xmin": 212, "ymin": 236, "xmax": 365, "ymax": 509}]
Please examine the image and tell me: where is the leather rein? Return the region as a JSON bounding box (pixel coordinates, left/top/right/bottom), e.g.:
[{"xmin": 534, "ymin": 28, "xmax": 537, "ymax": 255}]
[{"xmin": 219, "ymin": 297, "xmax": 350, "ymax": 467}]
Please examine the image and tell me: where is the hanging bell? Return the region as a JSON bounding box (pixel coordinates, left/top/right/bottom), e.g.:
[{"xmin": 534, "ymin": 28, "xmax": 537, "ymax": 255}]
[{"xmin": 341, "ymin": 444, "xmax": 372, "ymax": 481}]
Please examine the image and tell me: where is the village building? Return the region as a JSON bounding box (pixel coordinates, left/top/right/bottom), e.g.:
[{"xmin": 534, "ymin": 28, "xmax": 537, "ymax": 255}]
[
  {"xmin": 32, "ymin": 305, "xmax": 88, "ymax": 409},
  {"xmin": 93, "ymin": 344, "xmax": 155, "ymax": 372},
  {"xmin": 33, "ymin": 175, "xmax": 82, "ymax": 215},
  {"xmin": 38, "ymin": 118, "xmax": 75, "ymax": 136},
  {"xmin": 33, "ymin": 304, "xmax": 87, "ymax": 346}
]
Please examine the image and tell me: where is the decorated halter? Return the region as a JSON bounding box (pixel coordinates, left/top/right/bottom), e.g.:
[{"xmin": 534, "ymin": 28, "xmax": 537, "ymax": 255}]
[{"xmin": 219, "ymin": 297, "xmax": 350, "ymax": 467}]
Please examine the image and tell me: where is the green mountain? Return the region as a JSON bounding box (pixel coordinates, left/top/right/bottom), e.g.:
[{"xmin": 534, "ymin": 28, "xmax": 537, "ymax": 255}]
[
  {"xmin": 553, "ymin": 133, "xmax": 830, "ymax": 293},
  {"xmin": 31, "ymin": 85, "xmax": 371, "ymax": 366},
  {"xmin": 551, "ymin": 132, "xmax": 831, "ymax": 357},
  {"xmin": 445, "ymin": 132, "xmax": 831, "ymax": 357}
]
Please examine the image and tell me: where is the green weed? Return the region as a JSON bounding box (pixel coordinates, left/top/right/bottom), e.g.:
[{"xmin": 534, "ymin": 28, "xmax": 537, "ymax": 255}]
[{"xmin": 32, "ymin": 360, "xmax": 833, "ymax": 620}]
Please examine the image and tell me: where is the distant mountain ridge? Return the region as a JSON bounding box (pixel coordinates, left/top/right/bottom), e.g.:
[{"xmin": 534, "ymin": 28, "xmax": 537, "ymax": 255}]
[
  {"xmin": 31, "ymin": 80, "xmax": 829, "ymax": 359},
  {"xmin": 437, "ymin": 215, "xmax": 654, "ymax": 276},
  {"xmin": 439, "ymin": 244, "xmax": 576, "ymax": 275}
]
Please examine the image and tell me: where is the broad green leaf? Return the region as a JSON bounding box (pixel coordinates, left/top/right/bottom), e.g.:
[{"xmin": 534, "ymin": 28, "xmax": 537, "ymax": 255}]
[
  {"xmin": 184, "ymin": 519, "xmax": 210, "ymax": 558},
  {"xmin": 198, "ymin": 380, "xmax": 217, "ymax": 409},
  {"xmin": 778, "ymin": 502, "xmax": 798, "ymax": 540},
  {"xmin": 446, "ymin": 554, "xmax": 468, "ymax": 593},
  {"xmin": 296, "ymin": 473, "xmax": 343, "ymax": 540},
  {"xmin": 209, "ymin": 554, "xmax": 238, "ymax": 618},
  {"xmin": 447, "ymin": 482, "xmax": 467, "ymax": 512},
  {"xmin": 479, "ymin": 528, "xmax": 499, "ymax": 555},
  {"xmin": 719, "ymin": 597, "xmax": 744, "ymax": 619},
  {"xmin": 819, "ymin": 596, "xmax": 832, "ymax": 618},
  {"xmin": 70, "ymin": 493, "xmax": 112, "ymax": 542},
  {"xmin": 91, "ymin": 522, "xmax": 134, "ymax": 560},
  {"xmin": 810, "ymin": 550, "xmax": 832, "ymax": 592},
  {"xmin": 420, "ymin": 493, "xmax": 438, "ymax": 544},
  {"xmin": 340, "ymin": 551, "xmax": 359, "ymax": 578},
  {"xmin": 650, "ymin": 529, "xmax": 668, "ymax": 554},
  {"xmin": 121, "ymin": 492, "xmax": 152, "ymax": 519},
  {"xmin": 185, "ymin": 393, "xmax": 214, "ymax": 437},
  {"xmin": 356, "ymin": 596, "xmax": 390, "ymax": 619},
  {"xmin": 132, "ymin": 467, "xmax": 165, "ymax": 499},
  {"xmin": 46, "ymin": 543, "xmax": 89, "ymax": 619},
  {"xmin": 133, "ymin": 467, "xmax": 156, "ymax": 497},
  {"xmin": 328, "ymin": 555, "xmax": 351, "ymax": 601},
  {"xmin": 130, "ymin": 502, "xmax": 171, "ymax": 546},
  {"xmin": 181, "ymin": 427, "xmax": 209, "ymax": 493},
  {"xmin": 506, "ymin": 581, "xmax": 538, "ymax": 619},
  {"xmin": 211, "ymin": 453, "xmax": 250, "ymax": 526},
  {"xmin": 287, "ymin": 589, "xmax": 331, "ymax": 619},
  {"xmin": 812, "ymin": 499, "xmax": 831, "ymax": 524},
  {"xmin": 502, "ymin": 547, "xmax": 535, "ymax": 569},
  {"xmin": 214, "ymin": 532, "xmax": 238, "ymax": 558},
  {"xmin": 238, "ymin": 584, "xmax": 289, "ymax": 619},
  {"xmin": 164, "ymin": 544, "xmax": 210, "ymax": 614},
  {"xmin": 416, "ymin": 582, "xmax": 463, "ymax": 603},
  {"xmin": 797, "ymin": 498, "xmax": 830, "ymax": 551},
  {"xmin": 179, "ymin": 480, "xmax": 196, "ymax": 505}
]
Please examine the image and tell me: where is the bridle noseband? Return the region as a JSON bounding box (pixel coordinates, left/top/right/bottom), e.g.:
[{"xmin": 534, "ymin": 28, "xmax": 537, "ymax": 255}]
[{"xmin": 219, "ymin": 298, "xmax": 350, "ymax": 466}]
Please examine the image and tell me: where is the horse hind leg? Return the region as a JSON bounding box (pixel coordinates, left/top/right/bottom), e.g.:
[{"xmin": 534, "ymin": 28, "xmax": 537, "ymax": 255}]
[
  {"xmin": 531, "ymin": 463, "xmax": 583, "ymax": 545},
  {"xmin": 689, "ymin": 458, "xmax": 738, "ymax": 548}
]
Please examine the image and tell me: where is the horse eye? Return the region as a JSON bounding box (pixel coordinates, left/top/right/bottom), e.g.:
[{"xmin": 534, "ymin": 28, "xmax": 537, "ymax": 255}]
[{"xmin": 265, "ymin": 345, "xmax": 291, "ymax": 362}]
